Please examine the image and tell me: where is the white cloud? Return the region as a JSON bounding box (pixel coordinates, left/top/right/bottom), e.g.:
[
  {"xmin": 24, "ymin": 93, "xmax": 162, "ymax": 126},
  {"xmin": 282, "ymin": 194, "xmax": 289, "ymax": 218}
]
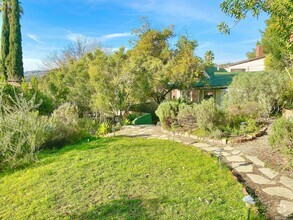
[
  {"xmin": 101, "ymin": 32, "xmax": 132, "ymax": 40},
  {"xmin": 23, "ymin": 58, "xmax": 43, "ymax": 71},
  {"xmin": 27, "ymin": 34, "xmax": 43, "ymax": 44}
]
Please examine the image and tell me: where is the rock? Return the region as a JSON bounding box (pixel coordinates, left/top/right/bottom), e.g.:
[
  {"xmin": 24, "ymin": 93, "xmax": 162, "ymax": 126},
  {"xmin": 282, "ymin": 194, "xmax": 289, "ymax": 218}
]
[
  {"xmin": 232, "ymin": 163, "xmax": 253, "ymax": 173},
  {"xmin": 193, "ymin": 143, "xmax": 211, "ymax": 148},
  {"xmin": 280, "ymin": 176, "xmax": 293, "ymax": 190},
  {"xmin": 247, "ymin": 174, "xmax": 276, "ymax": 185},
  {"xmin": 232, "ymin": 150, "xmax": 241, "ymax": 155},
  {"xmin": 259, "ymin": 168, "xmax": 278, "ymax": 179},
  {"xmin": 224, "ymin": 146, "xmax": 234, "ymax": 151},
  {"xmin": 263, "ymin": 187, "xmax": 293, "ymax": 200},
  {"xmin": 245, "ymin": 155, "xmax": 265, "ymax": 167},
  {"xmin": 225, "ymin": 155, "xmax": 246, "ymax": 162},
  {"xmin": 277, "ymin": 200, "xmax": 293, "ymax": 217}
]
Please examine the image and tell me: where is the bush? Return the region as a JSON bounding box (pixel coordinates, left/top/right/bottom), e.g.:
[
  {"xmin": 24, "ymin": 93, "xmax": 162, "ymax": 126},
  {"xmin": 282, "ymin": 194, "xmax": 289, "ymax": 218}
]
[
  {"xmin": 96, "ymin": 122, "xmax": 111, "ymax": 136},
  {"xmin": 195, "ymin": 99, "xmax": 218, "ymax": 131},
  {"xmin": 155, "ymin": 101, "xmax": 181, "ymax": 128},
  {"xmin": 269, "ymin": 117, "xmax": 293, "ymax": 157},
  {"xmin": 224, "ymin": 71, "xmax": 288, "ymax": 118},
  {"xmin": 0, "ymin": 93, "xmax": 54, "ymax": 169},
  {"xmin": 50, "ymin": 103, "xmax": 85, "ymax": 145}
]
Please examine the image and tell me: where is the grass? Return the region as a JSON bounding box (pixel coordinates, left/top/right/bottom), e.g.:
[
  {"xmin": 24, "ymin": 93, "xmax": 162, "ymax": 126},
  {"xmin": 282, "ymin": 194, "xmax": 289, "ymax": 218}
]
[{"xmin": 0, "ymin": 137, "xmax": 263, "ymax": 219}]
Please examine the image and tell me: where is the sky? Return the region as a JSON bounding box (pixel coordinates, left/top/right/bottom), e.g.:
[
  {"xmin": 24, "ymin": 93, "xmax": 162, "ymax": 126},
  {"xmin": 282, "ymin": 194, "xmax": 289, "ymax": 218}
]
[{"xmin": 9, "ymin": 0, "xmax": 268, "ymax": 71}]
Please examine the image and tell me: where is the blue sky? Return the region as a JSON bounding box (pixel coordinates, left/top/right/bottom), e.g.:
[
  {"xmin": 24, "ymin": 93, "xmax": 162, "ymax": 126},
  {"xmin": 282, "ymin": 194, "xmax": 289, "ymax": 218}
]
[{"xmin": 15, "ymin": 0, "xmax": 268, "ymax": 71}]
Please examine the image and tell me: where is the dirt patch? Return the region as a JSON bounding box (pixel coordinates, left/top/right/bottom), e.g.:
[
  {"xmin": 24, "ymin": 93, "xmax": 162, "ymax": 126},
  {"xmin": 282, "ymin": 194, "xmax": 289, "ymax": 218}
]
[{"xmin": 231, "ymin": 131, "xmax": 292, "ymax": 179}]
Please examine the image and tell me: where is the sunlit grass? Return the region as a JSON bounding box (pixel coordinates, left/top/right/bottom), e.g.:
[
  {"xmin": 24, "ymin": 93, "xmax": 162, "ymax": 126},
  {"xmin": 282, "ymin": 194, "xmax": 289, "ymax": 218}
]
[{"xmin": 0, "ymin": 137, "xmax": 263, "ymax": 219}]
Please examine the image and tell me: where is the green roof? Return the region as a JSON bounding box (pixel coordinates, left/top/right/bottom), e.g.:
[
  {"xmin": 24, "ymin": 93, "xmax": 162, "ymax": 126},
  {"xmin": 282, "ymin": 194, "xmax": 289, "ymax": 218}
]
[{"xmin": 194, "ymin": 67, "xmax": 240, "ymax": 88}]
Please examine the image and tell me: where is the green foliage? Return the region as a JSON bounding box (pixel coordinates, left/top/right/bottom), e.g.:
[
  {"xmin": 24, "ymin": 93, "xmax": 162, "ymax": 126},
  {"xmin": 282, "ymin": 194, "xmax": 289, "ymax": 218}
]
[
  {"xmin": 130, "ymin": 23, "xmax": 203, "ymax": 104},
  {"xmin": 219, "ymin": 0, "xmax": 293, "ymax": 69},
  {"xmin": 194, "ymin": 98, "xmax": 218, "ymax": 131},
  {"xmin": 89, "ymin": 48, "xmax": 142, "ymax": 117},
  {"xmin": 155, "ymin": 100, "xmax": 181, "ymax": 128},
  {"xmin": 269, "ymin": 117, "xmax": 293, "ymax": 157},
  {"xmin": 177, "ymin": 99, "xmax": 219, "ymax": 132},
  {"xmin": 204, "ymin": 50, "xmax": 215, "ymax": 66},
  {"xmin": 95, "ymin": 122, "xmax": 111, "ymax": 136},
  {"xmin": 224, "ymin": 71, "xmax": 288, "ymax": 118},
  {"xmin": 0, "ymin": 91, "xmax": 54, "ymax": 169},
  {"xmin": 50, "ymin": 103, "xmax": 85, "ymax": 145},
  {"xmin": 6, "ymin": 0, "xmax": 24, "ymax": 81},
  {"xmin": 1, "ymin": 0, "xmax": 10, "ymax": 79},
  {"xmin": 0, "ymin": 138, "xmax": 263, "ymax": 219}
]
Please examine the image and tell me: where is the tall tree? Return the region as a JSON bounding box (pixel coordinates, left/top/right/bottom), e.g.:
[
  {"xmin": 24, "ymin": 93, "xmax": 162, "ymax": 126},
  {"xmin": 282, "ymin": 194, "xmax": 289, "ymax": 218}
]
[
  {"xmin": 1, "ymin": 0, "xmax": 9, "ymax": 79},
  {"xmin": 7, "ymin": 0, "xmax": 23, "ymax": 81},
  {"xmin": 204, "ymin": 50, "xmax": 215, "ymax": 66}
]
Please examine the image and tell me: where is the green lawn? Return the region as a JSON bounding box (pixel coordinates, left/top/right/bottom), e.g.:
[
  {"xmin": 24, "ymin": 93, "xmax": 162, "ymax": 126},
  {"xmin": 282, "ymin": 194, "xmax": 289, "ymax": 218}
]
[{"xmin": 0, "ymin": 137, "xmax": 262, "ymax": 219}]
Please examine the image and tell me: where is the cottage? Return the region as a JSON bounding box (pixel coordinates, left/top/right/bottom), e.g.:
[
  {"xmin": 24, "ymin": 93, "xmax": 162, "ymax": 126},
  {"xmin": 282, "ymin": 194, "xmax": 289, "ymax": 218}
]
[{"xmin": 170, "ymin": 45, "xmax": 266, "ymax": 106}]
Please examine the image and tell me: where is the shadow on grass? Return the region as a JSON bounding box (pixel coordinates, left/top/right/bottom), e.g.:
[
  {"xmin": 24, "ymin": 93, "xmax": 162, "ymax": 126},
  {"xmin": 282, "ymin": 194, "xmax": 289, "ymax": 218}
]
[
  {"xmin": 0, "ymin": 137, "xmax": 121, "ymax": 178},
  {"xmin": 70, "ymin": 196, "xmax": 164, "ymax": 220}
]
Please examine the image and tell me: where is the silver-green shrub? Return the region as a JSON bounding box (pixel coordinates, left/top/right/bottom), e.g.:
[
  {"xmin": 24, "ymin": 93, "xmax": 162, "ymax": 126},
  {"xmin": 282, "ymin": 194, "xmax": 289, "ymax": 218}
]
[
  {"xmin": 0, "ymin": 92, "xmax": 54, "ymax": 169},
  {"xmin": 269, "ymin": 117, "xmax": 293, "ymax": 158}
]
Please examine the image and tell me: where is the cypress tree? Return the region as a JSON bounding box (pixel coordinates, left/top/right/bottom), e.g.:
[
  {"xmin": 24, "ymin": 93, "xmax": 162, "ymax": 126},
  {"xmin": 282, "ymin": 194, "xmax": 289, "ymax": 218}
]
[
  {"xmin": 7, "ymin": 0, "xmax": 24, "ymax": 81},
  {"xmin": 1, "ymin": 0, "xmax": 10, "ymax": 79}
]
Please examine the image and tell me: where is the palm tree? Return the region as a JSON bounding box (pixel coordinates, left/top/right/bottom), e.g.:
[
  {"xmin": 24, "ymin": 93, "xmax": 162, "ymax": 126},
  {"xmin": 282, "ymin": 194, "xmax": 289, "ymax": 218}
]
[{"xmin": 204, "ymin": 50, "xmax": 215, "ymax": 66}]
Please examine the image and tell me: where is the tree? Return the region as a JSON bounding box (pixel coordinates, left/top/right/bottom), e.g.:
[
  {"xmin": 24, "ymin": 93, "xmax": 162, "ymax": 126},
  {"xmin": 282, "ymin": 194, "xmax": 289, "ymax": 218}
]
[
  {"xmin": 89, "ymin": 48, "xmax": 141, "ymax": 118},
  {"xmin": 204, "ymin": 50, "xmax": 215, "ymax": 66},
  {"xmin": 42, "ymin": 37, "xmax": 100, "ymax": 70},
  {"xmin": 6, "ymin": 0, "xmax": 24, "ymax": 81},
  {"xmin": 218, "ymin": 0, "xmax": 293, "ymax": 70},
  {"xmin": 129, "ymin": 23, "xmax": 203, "ymax": 104},
  {"xmin": 1, "ymin": 0, "xmax": 9, "ymax": 79}
]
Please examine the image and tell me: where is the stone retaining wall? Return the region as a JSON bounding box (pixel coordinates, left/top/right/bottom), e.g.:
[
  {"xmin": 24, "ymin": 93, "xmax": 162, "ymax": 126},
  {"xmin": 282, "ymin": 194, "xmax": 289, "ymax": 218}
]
[{"xmin": 161, "ymin": 126, "xmax": 268, "ymax": 145}]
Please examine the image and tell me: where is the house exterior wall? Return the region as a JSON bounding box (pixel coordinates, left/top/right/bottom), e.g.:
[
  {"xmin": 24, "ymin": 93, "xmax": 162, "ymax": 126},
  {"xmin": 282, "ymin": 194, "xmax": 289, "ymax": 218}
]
[
  {"xmin": 225, "ymin": 58, "xmax": 265, "ymax": 72},
  {"xmin": 170, "ymin": 88, "xmax": 227, "ymax": 106},
  {"xmin": 171, "ymin": 89, "xmax": 181, "ymax": 99}
]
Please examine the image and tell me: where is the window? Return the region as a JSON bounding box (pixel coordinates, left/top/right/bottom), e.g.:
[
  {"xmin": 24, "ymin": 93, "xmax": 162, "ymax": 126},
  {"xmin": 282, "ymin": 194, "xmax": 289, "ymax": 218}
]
[
  {"xmin": 204, "ymin": 91, "xmax": 215, "ymax": 100},
  {"xmin": 231, "ymin": 68, "xmax": 246, "ymax": 72}
]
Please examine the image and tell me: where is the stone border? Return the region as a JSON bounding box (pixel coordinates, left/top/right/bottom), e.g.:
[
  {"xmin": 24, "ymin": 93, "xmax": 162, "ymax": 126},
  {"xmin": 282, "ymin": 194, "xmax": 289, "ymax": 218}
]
[{"xmin": 161, "ymin": 126, "xmax": 268, "ymax": 145}]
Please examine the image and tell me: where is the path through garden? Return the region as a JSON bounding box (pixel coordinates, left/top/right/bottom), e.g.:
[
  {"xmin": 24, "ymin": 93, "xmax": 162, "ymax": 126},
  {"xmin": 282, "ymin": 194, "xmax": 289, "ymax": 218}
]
[{"xmin": 111, "ymin": 125, "xmax": 293, "ymax": 219}]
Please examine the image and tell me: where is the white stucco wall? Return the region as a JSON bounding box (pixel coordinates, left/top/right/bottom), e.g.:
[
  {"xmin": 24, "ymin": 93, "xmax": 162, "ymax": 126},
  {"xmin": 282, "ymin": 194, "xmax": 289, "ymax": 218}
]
[{"xmin": 225, "ymin": 58, "xmax": 265, "ymax": 72}]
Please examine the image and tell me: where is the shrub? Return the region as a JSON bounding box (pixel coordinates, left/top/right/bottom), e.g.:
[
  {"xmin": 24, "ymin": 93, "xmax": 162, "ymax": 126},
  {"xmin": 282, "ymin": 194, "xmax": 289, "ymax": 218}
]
[
  {"xmin": 96, "ymin": 122, "xmax": 111, "ymax": 136},
  {"xmin": 177, "ymin": 103, "xmax": 197, "ymax": 128},
  {"xmin": 195, "ymin": 99, "xmax": 218, "ymax": 131},
  {"xmin": 155, "ymin": 101, "xmax": 181, "ymax": 128},
  {"xmin": 50, "ymin": 103, "xmax": 85, "ymax": 145},
  {"xmin": 0, "ymin": 93, "xmax": 54, "ymax": 169},
  {"xmin": 224, "ymin": 71, "xmax": 288, "ymax": 118},
  {"xmin": 269, "ymin": 117, "xmax": 293, "ymax": 157}
]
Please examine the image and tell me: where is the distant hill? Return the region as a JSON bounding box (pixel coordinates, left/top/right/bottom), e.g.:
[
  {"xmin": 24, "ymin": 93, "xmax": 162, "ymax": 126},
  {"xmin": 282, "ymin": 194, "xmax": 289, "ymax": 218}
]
[{"xmin": 24, "ymin": 70, "xmax": 48, "ymax": 79}]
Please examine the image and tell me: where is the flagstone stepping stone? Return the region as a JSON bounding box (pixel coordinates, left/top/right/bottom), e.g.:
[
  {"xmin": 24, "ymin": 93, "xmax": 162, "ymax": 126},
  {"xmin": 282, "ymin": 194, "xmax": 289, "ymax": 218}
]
[
  {"xmin": 247, "ymin": 174, "xmax": 276, "ymax": 185},
  {"xmin": 245, "ymin": 155, "xmax": 265, "ymax": 167},
  {"xmin": 193, "ymin": 143, "xmax": 211, "ymax": 148},
  {"xmin": 280, "ymin": 176, "xmax": 293, "ymax": 190},
  {"xmin": 232, "ymin": 150, "xmax": 241, "ymax": 155},
  {"xmin": 224, "ymin": 146, "xmax": 234, "ymax": 151},
  {"xmin": 225, "ymin": 155, "xmax": 246, "ymax": 162},
  {"xmin": 222, "ymin": 152, "xmax": 230, "ymax": 157},
  {"xmin": 202, "ymin": 147, "xmax": 218, "ymax": 152},
  {"xmin": 232, "ymin": 162, "xmax": 253, "ymax": 173},
  {"xmin": 277, "ymin": 200, "xmax": 293, "ymax": 217},
  {"xmin": 259, "ymin": 168, "xmax": 278, "ymax": 179},
  {"xmin": 263, "ymin": 187, "xmax": 293, "ymax": 200}
]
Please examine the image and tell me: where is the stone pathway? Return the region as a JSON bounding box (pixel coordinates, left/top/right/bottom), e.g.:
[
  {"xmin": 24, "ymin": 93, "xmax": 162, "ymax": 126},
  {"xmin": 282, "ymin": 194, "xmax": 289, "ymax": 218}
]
[{"xmin": 111, "ymin": 125, "xmax": 293, "ymax": 219}]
